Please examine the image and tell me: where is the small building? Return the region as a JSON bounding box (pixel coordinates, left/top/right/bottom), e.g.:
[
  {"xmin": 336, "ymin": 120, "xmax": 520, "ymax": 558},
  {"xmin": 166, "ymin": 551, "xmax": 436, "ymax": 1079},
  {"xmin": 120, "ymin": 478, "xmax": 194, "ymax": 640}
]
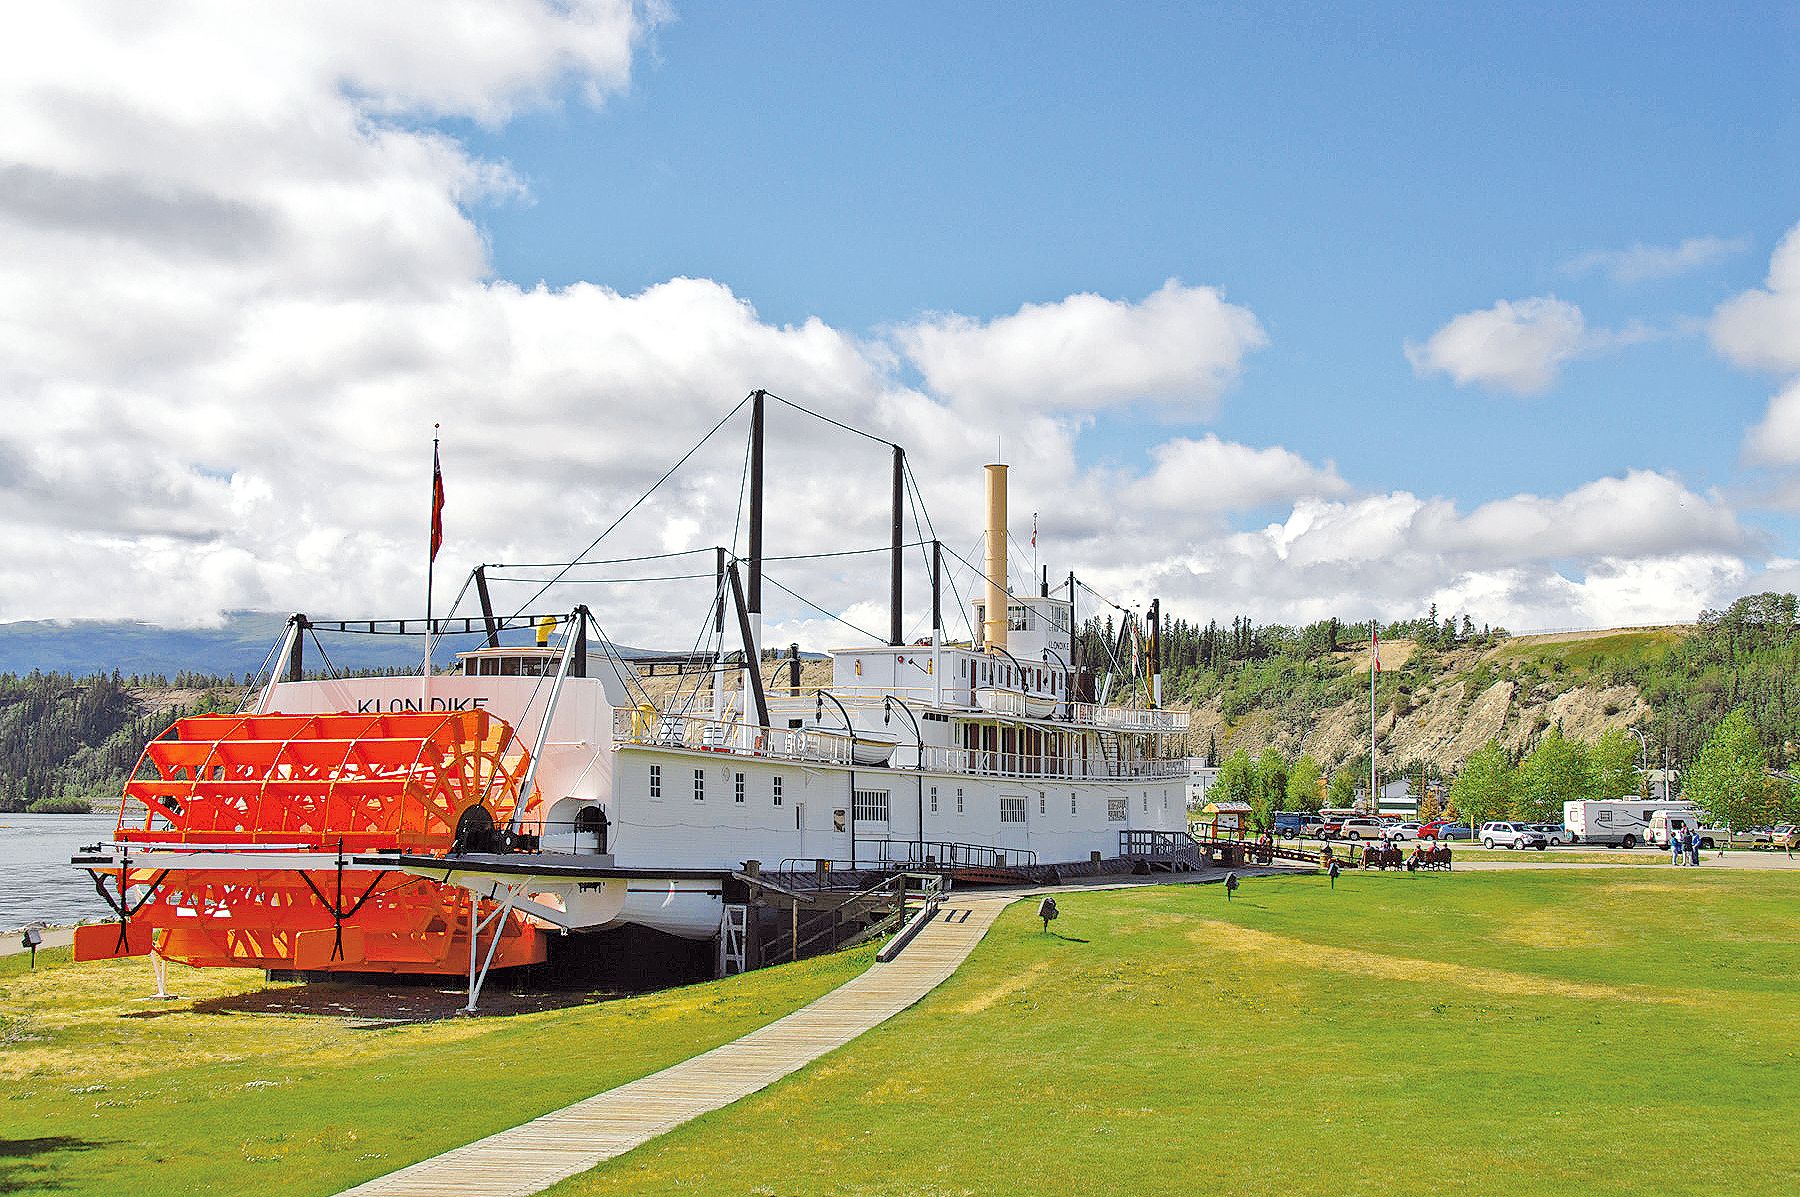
[
  {"xmin": 1194, "ymin": 799, "xmax": 1252, "ymax": 839},
  {"xmin": 1353, "ymin": 778, "xmax": 1418, "ymax": 817},
  {"xmin": 1185, "ymin": 757, "xmax": 1219, "ymax": 813}
]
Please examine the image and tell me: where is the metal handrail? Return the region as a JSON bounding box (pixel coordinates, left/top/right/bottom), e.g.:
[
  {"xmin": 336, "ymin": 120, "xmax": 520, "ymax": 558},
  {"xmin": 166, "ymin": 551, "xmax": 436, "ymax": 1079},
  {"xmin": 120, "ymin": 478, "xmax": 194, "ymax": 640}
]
[
  {"xmin": 798, "ymin": 684, "xmax": 1190, "ymax": 732},
  {"xmin": 869, "ymin": 839, "xmax": 1039, "ymax": 869},
  {"xmin": 615, "ymin": 707, "xmax": 1187, "ymax": 781}
]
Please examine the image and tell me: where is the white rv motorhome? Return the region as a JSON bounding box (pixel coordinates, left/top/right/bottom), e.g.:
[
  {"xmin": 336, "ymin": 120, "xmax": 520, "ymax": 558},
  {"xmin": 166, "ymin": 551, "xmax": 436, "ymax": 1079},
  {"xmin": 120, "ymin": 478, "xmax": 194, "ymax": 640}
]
[
  {"xmin": 1564, "ymin": 799, "xmax": 1695, "ymax": 848},
  {"xmin": 1646, "ymin": 810, "xmax": 1727, "ymax": 849}
]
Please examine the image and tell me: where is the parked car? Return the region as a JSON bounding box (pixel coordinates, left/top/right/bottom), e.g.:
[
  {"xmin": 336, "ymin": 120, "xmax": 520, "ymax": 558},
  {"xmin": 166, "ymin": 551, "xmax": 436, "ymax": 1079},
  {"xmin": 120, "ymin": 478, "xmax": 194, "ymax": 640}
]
[
  {"xmin": 1323, "ymin": 815, "xmax": 1386, "ymax": 841},
  {"xmin": 1773, "ymin": 824, "xmax": 1800, "ymax": 851},
  {"xmin": 1271, "ymin": 811, "xmax": 1324, "ymax": 839},
  {"xmin": 1388, "ymin": 821, "xmax": 1424, "ymax": 841},
  {"xmin": 1418, "ymin": 821, "xmax": 1470, "ymax": 840},
  {"xmin": 1481, "ymin": 821, "xmax": 1550, "ymax": 850},
  {"xmin": 1528, "ymin": 822, "xmax": 1575, "ymax": 846},
  {"xmin": 1728, "ymin": 825, "xmax": 1773, "ymax": 848}
]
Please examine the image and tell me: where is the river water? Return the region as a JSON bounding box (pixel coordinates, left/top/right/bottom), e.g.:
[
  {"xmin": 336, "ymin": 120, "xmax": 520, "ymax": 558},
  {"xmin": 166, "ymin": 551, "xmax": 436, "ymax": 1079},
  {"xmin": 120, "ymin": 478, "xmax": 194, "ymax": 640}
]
[{"xmin": 0, "ymin": 811, "xmax": 118, "ymax": 931}]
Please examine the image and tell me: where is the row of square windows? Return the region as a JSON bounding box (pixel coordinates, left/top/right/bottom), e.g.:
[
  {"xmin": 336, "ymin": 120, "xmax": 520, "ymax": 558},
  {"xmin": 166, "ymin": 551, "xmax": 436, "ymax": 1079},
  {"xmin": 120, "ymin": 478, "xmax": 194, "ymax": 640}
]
[{"xmin": 647, "ymin": 763, "xmax": 1158, "ymax": 822}]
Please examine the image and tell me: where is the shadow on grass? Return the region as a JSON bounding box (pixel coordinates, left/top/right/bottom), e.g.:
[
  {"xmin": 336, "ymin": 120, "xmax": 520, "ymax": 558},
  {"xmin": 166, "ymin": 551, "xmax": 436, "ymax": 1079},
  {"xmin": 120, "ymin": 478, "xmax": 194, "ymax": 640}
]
[
  {"xmin": 185, "ymin": 981, "xmax": 619, "ymax": 1026},
  {"xmin": 0, "ymin": 1135, "xmax": 111, "ymax": 1193},
  {"xmin": 1047, "ymin": 932, "xmax": 1090, "ymax": 943}
]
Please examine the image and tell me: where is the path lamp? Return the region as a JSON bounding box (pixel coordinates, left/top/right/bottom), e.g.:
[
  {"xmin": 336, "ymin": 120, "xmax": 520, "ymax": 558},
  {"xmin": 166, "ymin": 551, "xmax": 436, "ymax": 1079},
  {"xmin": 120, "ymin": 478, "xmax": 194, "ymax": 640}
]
[{"xmin": 1626, "ymin": 727, "xmax": 1649, "ymax": 796}]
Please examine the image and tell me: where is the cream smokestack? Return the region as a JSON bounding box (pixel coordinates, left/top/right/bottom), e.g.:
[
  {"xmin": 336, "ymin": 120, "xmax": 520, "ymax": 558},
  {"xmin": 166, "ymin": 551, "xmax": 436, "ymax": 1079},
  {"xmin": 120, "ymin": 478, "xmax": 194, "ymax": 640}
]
[{"xmin": 984, "ymin": 463, "xmax": 1008, "ymax": 652}]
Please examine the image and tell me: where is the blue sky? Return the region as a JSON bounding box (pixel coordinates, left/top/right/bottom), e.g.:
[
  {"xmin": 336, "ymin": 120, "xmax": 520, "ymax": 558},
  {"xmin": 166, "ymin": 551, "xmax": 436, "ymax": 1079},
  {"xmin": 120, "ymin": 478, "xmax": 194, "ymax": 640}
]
[
  {"xmin": 465, "ymin": 2, "xmax": 1793, "ymax": 506},
  {"xmin": 0, "ymin": 1, "xmax": 1795, "ymax": 638}
]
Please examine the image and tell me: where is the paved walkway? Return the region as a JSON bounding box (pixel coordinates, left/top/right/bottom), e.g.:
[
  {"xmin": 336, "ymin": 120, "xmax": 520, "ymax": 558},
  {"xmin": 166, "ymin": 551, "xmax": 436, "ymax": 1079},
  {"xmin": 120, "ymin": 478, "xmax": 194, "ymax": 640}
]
[
  {"xmin": 0, "ymin": 923, "xmax": 78, "ymax": 956},
  {"xmin": 339, "ymin": 896, "xmax": 1012, "ymax": 1197}
]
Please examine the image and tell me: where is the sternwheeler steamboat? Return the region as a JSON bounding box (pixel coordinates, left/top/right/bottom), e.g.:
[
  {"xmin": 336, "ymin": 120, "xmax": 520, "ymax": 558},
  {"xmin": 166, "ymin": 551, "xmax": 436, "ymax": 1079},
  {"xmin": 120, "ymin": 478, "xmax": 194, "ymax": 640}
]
[{"xmin": 73, "ymin": 392, "xmax": 1189, "ymax": 1006}]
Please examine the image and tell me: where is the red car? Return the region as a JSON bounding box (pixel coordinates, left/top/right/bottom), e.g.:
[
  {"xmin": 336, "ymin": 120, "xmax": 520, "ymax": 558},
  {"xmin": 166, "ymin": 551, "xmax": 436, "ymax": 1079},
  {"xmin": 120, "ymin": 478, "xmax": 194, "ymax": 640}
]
[{"xmin": 1417, "ymin": 821, "xmax": 1472, "ymax": 841}]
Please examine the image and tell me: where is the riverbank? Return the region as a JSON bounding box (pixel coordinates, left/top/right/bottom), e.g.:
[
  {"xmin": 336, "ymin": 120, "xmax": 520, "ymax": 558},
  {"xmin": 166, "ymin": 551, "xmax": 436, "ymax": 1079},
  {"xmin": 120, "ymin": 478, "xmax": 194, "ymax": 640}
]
[{"xmin": 0, "ymin": 810, "xmax": 118, "ymax": 931}]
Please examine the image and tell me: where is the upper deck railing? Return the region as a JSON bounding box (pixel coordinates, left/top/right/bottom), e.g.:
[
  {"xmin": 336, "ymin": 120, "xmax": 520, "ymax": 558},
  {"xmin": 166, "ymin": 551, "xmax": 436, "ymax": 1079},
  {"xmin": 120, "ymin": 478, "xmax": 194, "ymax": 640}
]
[
  {"xmin": 612, "ymin": 708, "xmax": 1188, "ymax": 781},
  {"xmin": 777, "ymin": 685, "xmax": 1189, "ymax": 733}
]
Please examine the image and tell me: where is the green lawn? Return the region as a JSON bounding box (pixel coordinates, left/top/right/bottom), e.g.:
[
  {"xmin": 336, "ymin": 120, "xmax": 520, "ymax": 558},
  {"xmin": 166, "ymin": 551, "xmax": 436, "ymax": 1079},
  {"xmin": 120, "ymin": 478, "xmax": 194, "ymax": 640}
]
[
  {"xmin": 0, "ymin": 941, "xmax": 874, "ymax": 1195},
  {"xmin": 548, "ymin": 871, "xmax": 1800, "ymax": 1197},
  {"xmin": 1491, "ymin": 627, "xmax": 1686, "ymax": 673}
]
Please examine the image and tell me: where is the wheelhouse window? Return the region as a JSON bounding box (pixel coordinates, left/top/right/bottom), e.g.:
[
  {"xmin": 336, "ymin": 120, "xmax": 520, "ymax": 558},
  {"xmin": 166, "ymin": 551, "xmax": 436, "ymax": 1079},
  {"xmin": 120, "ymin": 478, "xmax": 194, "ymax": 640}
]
[
  {"xmin": 772, "ymin": 775, "xmax": 784, "ymax": 806},
  {"xmin": 1107, "ymin": 798, "xmax": 1127, "ymax": 822},
  {"xmin": 929, "ymin": 785, "xmax": 939, "ymax": 814},
  {"xmin": 648, "ymin": 764, "xmax": 662, "ymax": 801},
  {"xmin": 956, "ymin": 787, "xmax": 965, "ymax": 814},
  {"xmin": 1001, "ymin": 796, "xmax": 1026, "ymax": 824},
  {"xmin": 734, "ymin": 772, "xmax": 746, "ymax": 804},
  {"xmin": 693, "ymin": 769, "xmax": 705, "ymax": 802}
]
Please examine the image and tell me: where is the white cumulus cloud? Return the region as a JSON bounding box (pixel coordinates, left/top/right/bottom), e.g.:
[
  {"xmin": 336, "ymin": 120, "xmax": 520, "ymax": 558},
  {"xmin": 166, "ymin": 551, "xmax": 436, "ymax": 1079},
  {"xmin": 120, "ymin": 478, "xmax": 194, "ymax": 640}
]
[
  {"xmin": 895, "ymin": 280, "xmax": 1267, "ymax": 415},
  {"xmin": 1715, "ymin": 222, "xmax": 1800, "ymax": 479},
  {"xmin": 1405, "ymin": 297, "xmax": 1588, "ymax": 395}
]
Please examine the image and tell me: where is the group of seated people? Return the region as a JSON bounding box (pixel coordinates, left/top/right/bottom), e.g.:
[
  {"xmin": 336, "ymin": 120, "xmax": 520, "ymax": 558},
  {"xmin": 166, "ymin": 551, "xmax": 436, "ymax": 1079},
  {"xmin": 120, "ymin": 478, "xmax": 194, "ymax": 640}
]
[{"xmin": 1316, "ymin": 840, "xmax": 1453, "ymax": 871}]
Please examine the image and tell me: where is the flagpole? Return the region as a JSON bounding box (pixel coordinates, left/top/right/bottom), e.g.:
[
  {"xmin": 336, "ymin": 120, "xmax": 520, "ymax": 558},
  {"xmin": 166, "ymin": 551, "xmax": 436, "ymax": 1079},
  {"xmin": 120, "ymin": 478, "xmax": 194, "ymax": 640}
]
[{"xmin": 424, "ymin": 424, "xmax": 440, "ymax": 699}]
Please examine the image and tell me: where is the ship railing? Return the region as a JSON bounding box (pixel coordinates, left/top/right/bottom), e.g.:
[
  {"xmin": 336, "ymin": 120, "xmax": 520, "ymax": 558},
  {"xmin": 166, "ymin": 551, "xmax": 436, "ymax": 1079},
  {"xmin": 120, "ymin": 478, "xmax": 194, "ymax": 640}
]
[
  {"xmin": 611, "ymin": 707, "xmax": 857, "ymax": 766},
  {"xmin": 1069, "ymin": 702, "xmax": 1190, "ymax": 732},
  {"xmin": 915, "ymin": 744, "xmax": 1188, "ymax": 781},
  {"xmin": 868, "ymin": 839, "xmax": 1038, "ymax": 869},
  {"xmin": 780, "ymin": 685, "xmax": 1189, "ymax": 732}
]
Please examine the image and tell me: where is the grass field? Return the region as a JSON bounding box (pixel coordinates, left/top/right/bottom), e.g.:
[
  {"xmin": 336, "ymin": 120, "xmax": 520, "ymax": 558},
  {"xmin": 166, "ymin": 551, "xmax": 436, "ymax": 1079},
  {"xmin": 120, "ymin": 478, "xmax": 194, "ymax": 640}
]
[
  {"xmin": 0, "ymin": 941, "xmax": 874, "ymax": 1195},
  {"xmin": 546, "ymin": 871, "xmax": 1800, "ymax": 1197},
  {"xmin": 9, "ymin": 872, "xmax": 1797, "ymax": 1196},
  {"xmin": 1491, "ymin": 627, "xmax": 1687, "ymax": 673}
]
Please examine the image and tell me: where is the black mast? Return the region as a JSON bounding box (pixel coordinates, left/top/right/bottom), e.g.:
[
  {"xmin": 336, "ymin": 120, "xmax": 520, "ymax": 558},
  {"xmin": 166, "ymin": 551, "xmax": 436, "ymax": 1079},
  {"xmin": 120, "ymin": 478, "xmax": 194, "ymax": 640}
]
[{"xmin": 890, "ymin": 444, "xmax": 905, "ymax": 646}]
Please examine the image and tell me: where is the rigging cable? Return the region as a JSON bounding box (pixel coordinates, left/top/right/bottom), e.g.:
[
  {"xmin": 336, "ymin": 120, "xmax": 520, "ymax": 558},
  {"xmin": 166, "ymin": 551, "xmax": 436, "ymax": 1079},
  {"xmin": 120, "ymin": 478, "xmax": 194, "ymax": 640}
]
[{"xmin": 502, "ymin": 391, "xmax": 754, "ymax": 621}]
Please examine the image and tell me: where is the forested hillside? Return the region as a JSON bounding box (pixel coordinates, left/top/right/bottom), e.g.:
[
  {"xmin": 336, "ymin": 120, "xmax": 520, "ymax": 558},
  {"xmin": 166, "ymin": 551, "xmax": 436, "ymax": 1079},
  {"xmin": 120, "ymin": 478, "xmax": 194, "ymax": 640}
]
[
  {"xmin": 1081, "ymin": 592, "xmax": 1800, "ymax": 787},
  {"xmin": 0, "ymin": 672, "xmax": 244, "ymax": 812}
]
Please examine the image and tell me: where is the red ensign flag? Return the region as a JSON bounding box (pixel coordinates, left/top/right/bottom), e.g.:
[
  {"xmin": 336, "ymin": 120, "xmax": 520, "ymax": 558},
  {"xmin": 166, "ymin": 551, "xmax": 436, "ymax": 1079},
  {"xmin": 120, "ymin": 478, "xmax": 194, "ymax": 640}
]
[
  {"xmin": 430, "ymin": 440, "xmax": 445, "ymax": 561},
  {"xmin": 1372, "ymin": 626, "xmax": 1381, "ymax": 673}
]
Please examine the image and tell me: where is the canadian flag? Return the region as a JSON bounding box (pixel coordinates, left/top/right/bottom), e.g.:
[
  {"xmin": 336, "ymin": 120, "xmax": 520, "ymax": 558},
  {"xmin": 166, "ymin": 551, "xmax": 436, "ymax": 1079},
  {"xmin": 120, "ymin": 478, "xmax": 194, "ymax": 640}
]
[{"xmin": 429, "ymin": 440, "xmax": 445, "ymax": 562}]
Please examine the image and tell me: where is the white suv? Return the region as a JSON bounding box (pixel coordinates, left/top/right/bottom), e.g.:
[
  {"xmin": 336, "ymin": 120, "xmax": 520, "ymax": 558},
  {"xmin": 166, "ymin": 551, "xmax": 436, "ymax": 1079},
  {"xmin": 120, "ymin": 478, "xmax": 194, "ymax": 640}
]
[
  {"xmin": 1334, "ymin": 816, "xmax": 1386, "ymax": 840},
  {"xmin": 1481, "ymin": 821, "xmax": 1549, "ymax": 850}
]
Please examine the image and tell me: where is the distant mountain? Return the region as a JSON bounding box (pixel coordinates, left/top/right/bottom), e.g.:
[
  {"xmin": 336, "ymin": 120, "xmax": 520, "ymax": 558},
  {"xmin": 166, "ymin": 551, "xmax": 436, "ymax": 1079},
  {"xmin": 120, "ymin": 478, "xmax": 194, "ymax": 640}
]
[{"xmin": 0, "ymin": 611, "xmax": 679, "ymax": 679}]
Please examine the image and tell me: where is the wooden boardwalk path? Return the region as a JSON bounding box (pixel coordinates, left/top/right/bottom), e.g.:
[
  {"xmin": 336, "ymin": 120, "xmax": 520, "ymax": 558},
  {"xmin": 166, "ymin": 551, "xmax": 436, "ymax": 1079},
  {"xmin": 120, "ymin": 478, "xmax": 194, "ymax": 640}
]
[{"xmin": 338, "ymin": 897, "xmax": 1010, "ymax": 1197}]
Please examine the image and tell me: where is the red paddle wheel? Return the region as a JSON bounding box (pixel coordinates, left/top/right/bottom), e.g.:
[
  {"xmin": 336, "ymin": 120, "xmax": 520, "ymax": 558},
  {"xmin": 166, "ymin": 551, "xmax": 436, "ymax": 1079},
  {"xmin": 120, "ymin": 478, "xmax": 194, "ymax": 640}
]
[{"xmin": 74, "ymin": 709, "xmax": 547, "ymax": 973}]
